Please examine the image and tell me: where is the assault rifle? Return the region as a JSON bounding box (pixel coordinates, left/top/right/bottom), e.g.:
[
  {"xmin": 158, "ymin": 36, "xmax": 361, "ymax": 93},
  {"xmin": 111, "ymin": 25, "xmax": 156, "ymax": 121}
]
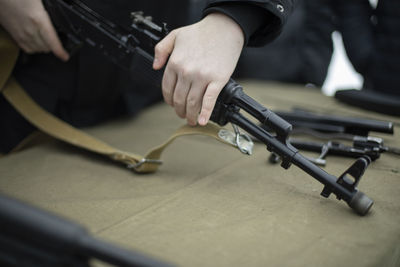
[
  {"xmin": 42, "ymin": 0, "xmax": 373, "ymax": 215},
  {"xmin": 0, "ymin": 194, "xmax": 172, "ymax": 267}
]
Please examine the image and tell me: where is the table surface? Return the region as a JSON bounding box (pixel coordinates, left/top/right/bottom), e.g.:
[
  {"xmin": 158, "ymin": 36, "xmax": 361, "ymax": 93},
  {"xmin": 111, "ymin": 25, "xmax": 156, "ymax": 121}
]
[{"xmin": 1, "ymin": 81, "xmax": 399, "ymax": 267}]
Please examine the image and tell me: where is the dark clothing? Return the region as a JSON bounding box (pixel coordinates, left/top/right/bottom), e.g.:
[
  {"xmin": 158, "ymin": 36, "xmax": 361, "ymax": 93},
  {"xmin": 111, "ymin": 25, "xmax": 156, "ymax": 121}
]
[
  {"xmin": 235, "ymin": 0, "xmax": 335, "ymax": 86},
  {"xmin": 0, "ymin": 0, "xmax": 294, "ymax": 153},
  {"xmin": 204, "ymin": 3, "xmax": 269, "ymax": 46},
  {"xmin": 205, "ymin": 0, "xmax": 294, "ymax": 46},
  {"xmin": 334, "ymin": 0, "xmax": 400, "ymax": 96}
]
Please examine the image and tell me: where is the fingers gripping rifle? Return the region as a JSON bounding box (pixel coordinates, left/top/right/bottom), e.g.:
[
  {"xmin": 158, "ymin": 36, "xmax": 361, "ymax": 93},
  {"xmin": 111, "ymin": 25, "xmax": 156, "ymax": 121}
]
[{"xmin": 42, "ymin": 0, "xmax": 373, "ymax": 215}]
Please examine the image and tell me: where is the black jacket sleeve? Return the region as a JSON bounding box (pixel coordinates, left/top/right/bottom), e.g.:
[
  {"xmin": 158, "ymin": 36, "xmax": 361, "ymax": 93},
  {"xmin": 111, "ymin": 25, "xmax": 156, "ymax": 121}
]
[
  {"xmin": 203, "ymin": 0, "xmax": 294, "ymax": 47},
  {"xmin": 333, "ymin": 0, "xmax": 375, "ymax": 75}
]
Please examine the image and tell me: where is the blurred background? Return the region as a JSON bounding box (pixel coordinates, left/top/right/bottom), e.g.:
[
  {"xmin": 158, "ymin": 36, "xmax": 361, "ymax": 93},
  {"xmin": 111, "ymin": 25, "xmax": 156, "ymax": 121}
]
[{"xmin": 174, "ymin": 0, "xmax": 398, "ymax": 99}]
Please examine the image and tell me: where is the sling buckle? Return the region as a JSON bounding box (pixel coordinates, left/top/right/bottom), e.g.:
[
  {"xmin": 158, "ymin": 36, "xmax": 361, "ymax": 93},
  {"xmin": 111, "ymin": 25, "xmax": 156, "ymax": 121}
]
[{"xmin": 127, "ymin": 158, "xmax": 163, "ymax": 169}]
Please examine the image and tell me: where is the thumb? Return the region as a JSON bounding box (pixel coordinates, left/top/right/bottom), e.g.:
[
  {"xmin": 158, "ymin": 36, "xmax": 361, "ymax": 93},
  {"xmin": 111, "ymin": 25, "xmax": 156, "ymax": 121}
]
[{"xmin": 153, "ymin": 30, "xmax": 177, "ymax": 70}]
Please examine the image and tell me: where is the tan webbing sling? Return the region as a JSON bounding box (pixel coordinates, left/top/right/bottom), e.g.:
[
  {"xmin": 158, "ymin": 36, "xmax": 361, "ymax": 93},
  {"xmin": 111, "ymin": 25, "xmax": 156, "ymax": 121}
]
[{"xmin": 0, "ymin": 28, "xmax": 241, "ymax": 173}]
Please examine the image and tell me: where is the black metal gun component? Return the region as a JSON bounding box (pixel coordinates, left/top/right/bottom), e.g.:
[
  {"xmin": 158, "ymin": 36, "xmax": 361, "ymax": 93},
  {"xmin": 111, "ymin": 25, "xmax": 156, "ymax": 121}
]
[
  {"xmin": 269, "ymin": 136, "xmax": 389, "ymax": 166},
  {"xmin": 264, "ymin": 109, "xmax": 396, "ymax": 165},
  {"xmin": 41, "ymin": 0, "xmax": 374, "ymax": 215},
  {"xmin": 43, "ymin": 0, "xmax": 168, "ymax": 85},
  {"xmin": 275, "ymin": 109, "xmax": 394, "ymax": 136},
  {"xmin": 335, "ymin": 89, "xmax": 400, "ymax": 117},
  {"xmin": 211, "ymin": 80, "xmax": 374, "ymax": 216},
  {"xmin": 0, "ymin": 194, "xmax": 172, "ymax": 267}
]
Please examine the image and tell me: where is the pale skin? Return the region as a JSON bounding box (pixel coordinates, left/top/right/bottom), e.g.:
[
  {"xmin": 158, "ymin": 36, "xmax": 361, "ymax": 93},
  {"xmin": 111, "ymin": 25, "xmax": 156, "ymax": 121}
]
[
  {"xmin": 0, "ymin": 0, "xmax": 245, "ymax": 125},
  {"xmin": 0, "ymin": 0, "xmax": 69, "ymax": 61},
  {"xmin": 153, "ymin": 13, "xmax": 244, "ymax": 126}
]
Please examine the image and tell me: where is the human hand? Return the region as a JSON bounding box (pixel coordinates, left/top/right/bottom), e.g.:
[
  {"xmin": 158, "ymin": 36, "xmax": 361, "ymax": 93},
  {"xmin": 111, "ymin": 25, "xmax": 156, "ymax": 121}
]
[
  {"xmin": 153, "ymin": 13, "xmax": 244, "ymax": 126},
  {"xmin": 0, "ymin": 0, "xmax": 69, "ymax": 61}
]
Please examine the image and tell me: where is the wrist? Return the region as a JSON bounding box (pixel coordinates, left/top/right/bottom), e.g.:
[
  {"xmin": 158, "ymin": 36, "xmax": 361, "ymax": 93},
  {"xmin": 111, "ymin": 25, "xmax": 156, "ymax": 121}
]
[{"xmin": 202, "ymin": 12, "xmax": 245, "ymax": 47}]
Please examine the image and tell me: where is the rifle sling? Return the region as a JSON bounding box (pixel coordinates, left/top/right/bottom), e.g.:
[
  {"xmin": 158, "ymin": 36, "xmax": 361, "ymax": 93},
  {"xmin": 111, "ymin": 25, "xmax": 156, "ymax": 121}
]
[
  {"xmin": 0, "ymin": 29, "xmax": 18, "ymax": 90},
  {"xmin": 0, "ymin": 28, "xmax": 236, "ymax": 173}
]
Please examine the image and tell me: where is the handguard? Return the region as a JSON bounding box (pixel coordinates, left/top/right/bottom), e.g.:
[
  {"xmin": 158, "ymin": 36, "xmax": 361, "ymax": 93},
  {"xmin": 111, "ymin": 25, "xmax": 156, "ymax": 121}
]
[{"xmin": 211, "ymin": 79, "xmax": 374, "ymax": 216}]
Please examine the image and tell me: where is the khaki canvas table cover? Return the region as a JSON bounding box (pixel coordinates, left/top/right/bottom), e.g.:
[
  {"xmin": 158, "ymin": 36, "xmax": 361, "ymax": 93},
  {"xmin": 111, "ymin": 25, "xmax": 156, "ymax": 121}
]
[{"xmin": 0, "ymin": 81, "xmax": 399, "ymax": 267}]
